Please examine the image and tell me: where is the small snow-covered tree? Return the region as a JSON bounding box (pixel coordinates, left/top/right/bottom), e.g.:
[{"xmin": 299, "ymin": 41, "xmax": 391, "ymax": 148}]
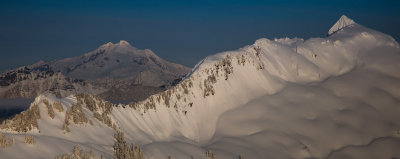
[
  {"xmin": 24, "ymin": 134, "xmax": 34, "ymax": 144},
  {"xmin": 0, "ymin": 133, "xmax": 12, "ymax": 148},
  {"xmin": 113, "ymin": 131, "xmax": 143, "ymax": 159},
  {"xmin": 43, "ymin": 99, "xmax": 55, "ymax": 119},
  {"xmin": 63, "ymin": 102, "xmax": 92, "ymax": 132},
  {"xmin": 53, "ymin": 101, "xmax": 64, "ymax": 112},
  {"xmin": 206, "ymin": 150, "xmax": 216, "ymax": 159},
  {"xmin": 55, "ymin": 146, "xmax": 95, "ymax": 159}
]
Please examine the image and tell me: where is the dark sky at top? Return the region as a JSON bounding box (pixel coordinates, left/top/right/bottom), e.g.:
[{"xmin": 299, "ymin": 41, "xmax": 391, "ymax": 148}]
[{"xmin": 1, "ymin": 0, "xmax": 399, "ymax": 72}]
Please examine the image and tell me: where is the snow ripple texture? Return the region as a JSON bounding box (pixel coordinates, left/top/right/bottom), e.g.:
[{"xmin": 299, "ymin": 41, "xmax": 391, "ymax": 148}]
[{"xmin": 1, "ymin": 15, "xmax": 400, "ymax": 159}]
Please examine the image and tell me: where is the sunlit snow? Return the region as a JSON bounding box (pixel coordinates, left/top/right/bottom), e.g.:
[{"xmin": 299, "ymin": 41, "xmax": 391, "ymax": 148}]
[{"xmin": 1, "ymin": 15, "xmax": 400, "ymax": 159}]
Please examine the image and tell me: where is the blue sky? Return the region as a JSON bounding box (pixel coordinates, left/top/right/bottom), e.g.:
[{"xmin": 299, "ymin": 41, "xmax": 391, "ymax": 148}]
[{"xmin": 1, "ymin": 0, "xmax": 399, "ymax": 71}]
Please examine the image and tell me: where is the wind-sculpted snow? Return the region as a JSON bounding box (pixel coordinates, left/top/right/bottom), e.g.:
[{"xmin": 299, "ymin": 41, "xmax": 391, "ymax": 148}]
[{"xmin": 1, "ymin": 15, "xmax": 400, "ymax": 159}]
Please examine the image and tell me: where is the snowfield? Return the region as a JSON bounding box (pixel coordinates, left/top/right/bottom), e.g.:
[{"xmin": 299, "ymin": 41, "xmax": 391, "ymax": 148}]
[{"xmin": 1, "ymin": 15, "xmax": 400, "ymax": 159}]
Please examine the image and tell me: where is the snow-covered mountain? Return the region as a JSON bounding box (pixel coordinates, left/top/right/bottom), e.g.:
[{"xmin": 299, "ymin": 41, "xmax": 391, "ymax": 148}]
[
  {"xmin": 328, "ymin": 15, "xmax": 355, "ymax": 35},
  {"xmin": 1, "ymin": 15, "xmax": 400, "ymax": 159},
  {"xmin": 0, "ymin": 41, "xmax": 190, "ymax": 101}
]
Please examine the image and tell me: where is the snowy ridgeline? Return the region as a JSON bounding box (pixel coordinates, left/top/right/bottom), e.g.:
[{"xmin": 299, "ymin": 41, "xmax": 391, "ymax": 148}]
[
  {"xmin": 1, "ymin": 15, "xmax": 400, "ymax": 159},
  {"xmin": 0, "ymin": 40, "xmax": 190, "ymax": 102}
]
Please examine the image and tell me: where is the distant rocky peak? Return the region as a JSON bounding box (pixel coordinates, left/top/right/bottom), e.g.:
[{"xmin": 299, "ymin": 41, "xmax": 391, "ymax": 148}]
[{"xmin": 328, "ymin": 15, "xmax": 356, "ymax": 35}]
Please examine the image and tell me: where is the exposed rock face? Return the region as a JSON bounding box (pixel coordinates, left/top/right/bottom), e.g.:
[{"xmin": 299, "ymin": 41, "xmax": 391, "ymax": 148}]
[{"xmin": 0, "ymin": 40, "xmax": 190, "ymax": 101}]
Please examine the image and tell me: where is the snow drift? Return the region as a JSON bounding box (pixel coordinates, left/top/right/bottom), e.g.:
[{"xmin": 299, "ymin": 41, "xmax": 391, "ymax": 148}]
[{"xmin": 1, "ymin": 15, "xmax": 400, "ymax": 159}]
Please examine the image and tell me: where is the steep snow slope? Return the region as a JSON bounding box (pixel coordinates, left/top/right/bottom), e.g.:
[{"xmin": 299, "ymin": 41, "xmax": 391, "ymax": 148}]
[{"xmin": 1, "ymin": 15, "xmax": 400, "ymax": 159}]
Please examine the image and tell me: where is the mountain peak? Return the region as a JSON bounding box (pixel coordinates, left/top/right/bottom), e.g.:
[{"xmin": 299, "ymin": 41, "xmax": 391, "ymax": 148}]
[
  {"xmin": 118, "ymin": 40, "xmax": 131, "ymax": 46},
  {"xmin": 101, "ymin": 42, "xmax": 113, "ymax": 48},
  {"xmin": 99, "ymin": 40, "xmax": 132, "ymax": 49},
  {"xmin": 328, "ymin": 15, "xmax": 356, "ymax": 35}
]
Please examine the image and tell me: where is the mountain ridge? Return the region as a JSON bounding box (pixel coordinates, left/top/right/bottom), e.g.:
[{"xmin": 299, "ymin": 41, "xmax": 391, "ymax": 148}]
[
  {"xmin": 0, "ymin": 41, "xmax": 191, "ymax": 101},
  {"xmin": 1, "ymin": 16, "xmax": 400, "ymax": 159}
]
